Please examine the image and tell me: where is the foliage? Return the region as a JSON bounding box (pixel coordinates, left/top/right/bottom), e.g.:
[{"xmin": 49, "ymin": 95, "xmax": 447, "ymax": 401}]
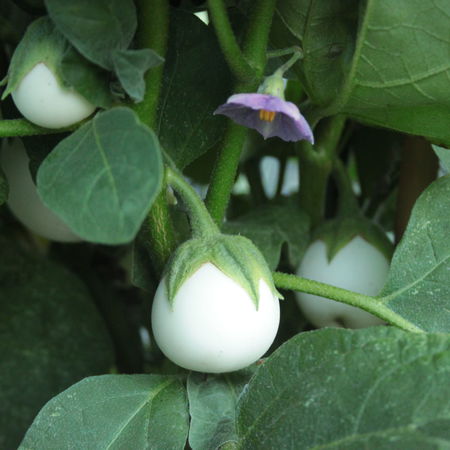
[{"xmin": 1, "ymin": 0, "xmax": 450, "ymax": 448}]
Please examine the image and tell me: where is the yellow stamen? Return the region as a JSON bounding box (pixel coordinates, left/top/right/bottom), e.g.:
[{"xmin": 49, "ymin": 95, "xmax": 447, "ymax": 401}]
[{"xmin": 259, "ymin": 109, "xmax": 276, "ymax": 122}]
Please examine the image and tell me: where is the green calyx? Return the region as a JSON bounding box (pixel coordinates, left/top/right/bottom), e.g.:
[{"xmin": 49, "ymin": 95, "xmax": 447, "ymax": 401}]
[
  {"xmin": 165, "ymin": 233, "xmax": 282, "ymax": 310},
  {"xmin": 258, "ymin": 73, "xmax": 285, "ymax": 99},
  {"xmin": 314, "ymin": 215, "xmax": 394, "ymax": 263},
  {"xmin": 1, "ymin": 17, "xmax": 69, "ymax": 99}
]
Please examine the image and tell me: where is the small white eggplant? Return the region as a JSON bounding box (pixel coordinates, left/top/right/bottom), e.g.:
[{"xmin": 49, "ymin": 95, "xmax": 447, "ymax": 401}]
[
  {"xmin": 152, "ymin": 263, "xmax": 280, "ymax": 373},
  {"xmin": 295, "ymin": 237, "xmax": 389, "ymax": 328},
  {"xmin": 1, "ymin": 139, "xmax": 81, "ymax": 242}
]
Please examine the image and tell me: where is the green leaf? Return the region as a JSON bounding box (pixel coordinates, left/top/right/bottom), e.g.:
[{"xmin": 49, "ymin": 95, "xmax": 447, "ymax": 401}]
[
  {"xmin": 273, "ymin": 0, "xmax": 359, "ymax": 107},
  {"xmin": 223, "ymin": 201, "xmax": 310, "ymax": 270},
  {"xmin": 0, "ymin": 237, "xmax": 114, "ymax": 450},
  {"xmin": 20, "ymin": 374, "xmax": 189, "ymax": 450},
  {"xmin": 0, "ymin": 165, "xmax": 8, "ymax": 205},
  {"xmin": 187, "ymin": 369, "xmax": 255, "ymax": 450},
  {"xmin": 112, "ymin": 48, "xmax": 164, "ymax": 102},
  {"xmin": 45, "ymin": 0, "xmax": 137, "ymax": 70},
  {"xmin": 37, "ymin": 107, "xmax": 163, "ymax": 244},
  {"xmin": 60, "ymin": 47, "xmax": 113, "ymax": 108},
  {"xmin": 157, "ymin": 10, "xmax": 231, "ymax": 169},
  {"xmin": 236, "ymin": 327, "xmax": 450, "ymax": 449},
  {"xmin": 274, "ymin": 1, "xmax": 450, "ymax": 145},
  {"xmin": 378, "ymin": 174, "xmax": 450, "ymax": 332},
  {"xmin": 433, "ymin": 145, "xmax": 450, "ymax": 172},
  {"xmin": 339, "ymin": 0, "xmax": 450, "ymax": 145}
]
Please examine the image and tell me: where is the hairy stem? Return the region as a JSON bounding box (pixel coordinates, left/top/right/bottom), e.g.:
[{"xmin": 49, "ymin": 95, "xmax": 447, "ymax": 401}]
[
  {"xmin": 133, "ymin": 0, "xmax": 176, "ymax": 273},
  {"xmin": 207, "ymin": 0, "xmax": 254, "ymax": 81},
  {"xmin": 273, "ymin": 272, "xmax": 423, "ymax": 333},
  {"xmin": 298, "ymin": 115, "xmax": 346, "ymax": 227},
  {"xmin": 167, "ymin": 167, "xmax": 219, "ymax": 238},
  {"xmin": 206, "ymin": 0, "xmax": 277, "ymax": 225},
  {"xmin": 0, "ymin": 118, "xmax": 80, "ymax": 137}
]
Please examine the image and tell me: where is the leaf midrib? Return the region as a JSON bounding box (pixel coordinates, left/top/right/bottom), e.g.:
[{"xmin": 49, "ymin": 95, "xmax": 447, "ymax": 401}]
[{"xmin": 105, "ymin": 378, "xmax": 175, "ymax": 449}]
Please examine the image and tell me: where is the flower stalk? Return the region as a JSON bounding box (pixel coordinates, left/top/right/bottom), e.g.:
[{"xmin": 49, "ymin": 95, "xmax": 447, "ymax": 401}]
[
  {"xmin": 206, "ymin": 0, "xmax": 277, "ymax": 225},
  {"xmin": 273, "ymin": 271, "xmax": 423, "ymax": 333}
]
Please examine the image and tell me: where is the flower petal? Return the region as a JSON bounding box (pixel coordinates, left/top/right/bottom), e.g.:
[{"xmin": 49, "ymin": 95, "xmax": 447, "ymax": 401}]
[{"xmin": 214, "ymin": 93, "xmax": 314, "ymax": 143}]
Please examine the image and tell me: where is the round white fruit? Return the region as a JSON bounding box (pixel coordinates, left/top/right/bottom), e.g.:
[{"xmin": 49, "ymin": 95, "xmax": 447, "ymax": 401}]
[
  {"xmin": 295, "ymin": 237, "xmax": 389, "ymax": 328},
  {"xmin": 12, "ymin": 62, "xmax": 95, "ymax": 129},
  {"xmin": 1, "ymin": 139, "xmax": 81, "ymax": 242},
  {"xmin": 152, "ymin": 262, "xmax": 280, "ymax": 373}
]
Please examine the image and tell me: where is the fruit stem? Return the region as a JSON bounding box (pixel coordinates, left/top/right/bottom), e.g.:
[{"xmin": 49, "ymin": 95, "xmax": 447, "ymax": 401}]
[
  {"xmin": 166, "ymin": 167, "xmax": 220, "ymax": 239},
  {"xmin": 273, "ymin": 271, "xmax": 423, "ymax": 333}
]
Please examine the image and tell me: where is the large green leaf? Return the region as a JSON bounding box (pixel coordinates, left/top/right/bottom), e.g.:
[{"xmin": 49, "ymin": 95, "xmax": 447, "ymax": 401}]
[
  {"xmin": 157, "ymin": 10, "xmax": 231, "ymax": 169},
  {"xmin": 274, "ymin": 0, "xmax": 450, "ymax": 145},
  {"xmin": 187, "ymin": 369, "xmax": 255, "ymax": 450},
  {"xmin": 223, "ymin": 201, "xmax": 310, "ymax": 270},
  {"xmin": 236, "ymin": 327, "xmax": 450, "ymax": 449},
  {"xmin": 340, "ymin": 0, "xmax": 450, "ymax": 146},
  {"xmin": 377, "ymin": 174, "xmax": 450, "ymax": 332},
  {"xmin": 37, "ymin": 107, "xmax": 163, "ymax": 244},
  {"xmin": 0, "ymin": 238, "xmax": 114, "ymax": 450},
  {"xmin": 20, "ymin": 374, "xmax": 189, "ymax": 449},
  {"xmin": 44, "ymin": 0, "xmax": 136, "ymax": 70},
  {"xmin": 273, "ymin": 0, "xmax": 359, "ymax": 107}
]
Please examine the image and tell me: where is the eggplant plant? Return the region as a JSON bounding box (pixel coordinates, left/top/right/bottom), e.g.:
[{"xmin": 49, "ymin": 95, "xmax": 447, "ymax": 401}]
[{"xmin": 1, "ymin": 0, "xmax": 450, "ymax": 449}]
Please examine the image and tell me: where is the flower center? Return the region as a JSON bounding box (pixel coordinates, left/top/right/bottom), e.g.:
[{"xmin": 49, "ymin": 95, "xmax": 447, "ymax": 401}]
[{"xmin": 259, "ymin": 109, "xmax": 276, "ymax": 122}]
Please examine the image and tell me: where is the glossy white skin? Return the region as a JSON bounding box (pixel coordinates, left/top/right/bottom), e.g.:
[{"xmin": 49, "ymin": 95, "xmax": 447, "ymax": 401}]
[
  {"xmin": 152, "ymin": 263, "xmax": 280, "ymax": 373},
  {"xmin": 1, "ymin": 139, "xmax": 81, "ymax": 242},
  {"xmin": 12, "ymin": 63, "xmax": 95, "ymax": 129},
  {"xmin": 295, "ymin": 237, "xmax": 389, "ymax": 329}
]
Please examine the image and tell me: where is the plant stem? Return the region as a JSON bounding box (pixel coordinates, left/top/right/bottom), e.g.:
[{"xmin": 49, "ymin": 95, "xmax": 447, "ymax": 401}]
[
  {"xmin": 298, "ymin": 141, "xmax": 331, "ymax": 228},
  {"xmin": 298, "ymin": 115, "xmax": 346, "ymax": 227},
  {"xmin": 166, "ymin": 167, "xmax": 219, "ymax": 238},
  {"xmin": 207, "ymin": 0, "xmax": 254, "ymax": 82},
  {"xmin": 333, "ymin": 157, "xmax": 359, "ymax": 216},
  {"xmin": 0, "ymin": 118, "xmax": 80, "ymax": 137},
  {"xmin": 273, "ymin": 272, "xmax": 423, "ymax": 333},
  {"xmin": 275, "ymin": 155, "xmax": 287, "ymax": 198},
  {"xmin": 243, "ymin": 0, "xmax": 277, "ymax": 75},
  {"xmin": 206, "ymin": 112, "xmax": 250, "ymax": 225},
  {"xmin": 205, "ymin": 0, "xmax": 277, "ymax": 225},
  {"xmin": 133, "ymin": 0, "xmax": 177, "ymax": 273}
]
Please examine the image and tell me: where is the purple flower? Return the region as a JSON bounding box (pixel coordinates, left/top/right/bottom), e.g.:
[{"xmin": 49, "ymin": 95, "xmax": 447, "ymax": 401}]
[{"xmin": 214, "ymin": 93, "xmax": 314, "ymax": 143}]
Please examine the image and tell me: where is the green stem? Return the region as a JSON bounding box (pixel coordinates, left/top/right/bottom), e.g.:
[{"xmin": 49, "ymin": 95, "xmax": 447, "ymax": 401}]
[
  {"xmin": 206, "ymin": 0, "xmax": 277, "ymax": 224},
  {"xmin": 243, "ymin": 0, "xmax": 277, "ymax": 75},
  {"xmin": 245, "ymin": 157, "xmax": 267, "ymax": 206},
  {"xmin": 274, "ymin": 50, "xmax": 303, "ymax": 77},
  {"xmin": 273, "ymin": 272, "xmax": 423, "ymax": 333},
  {"xmin": 206, "ymin": 117, "xmax": 250, "ymax": 224},
  {"xmin": 166, "ymin": 167, "xmax": 219, "ymax": 238},
  {"xmin": 275, "ymin": 155, "xmax": 287, "ymax": 198},
  {"xmin": 0, "ymin": 118, "xmax": 81, "ymax": 137},
  {"xmin": 207, "ymin": 0, "xmax": 254, "ymax": 82},
  {"xmin": 133, "ymin": 0, "xmax": 170, "ymax": 128},
  {"xmin": 298, "ymin": 115, "xmax": 347, "ymax": 227},
  {"xmin": 333, "ymin": 157, "xmax": 359, "ymax": 216},
  {"xmin": 298, "ymin": 141, "xmax": 331, "ymax": 228},
  {"xmin": 133, "ymin": 0, "xmax": 176, "ymax": 273},
  {"xmin": 267, "ymin": 46, "xmax": 302, "ymax": 59}
]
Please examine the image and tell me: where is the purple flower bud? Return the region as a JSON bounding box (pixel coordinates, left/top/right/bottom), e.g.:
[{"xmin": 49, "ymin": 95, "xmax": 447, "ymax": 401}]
[{"xmin": 214, "ymin": 93, "xmax": 314, "ymax": 143}]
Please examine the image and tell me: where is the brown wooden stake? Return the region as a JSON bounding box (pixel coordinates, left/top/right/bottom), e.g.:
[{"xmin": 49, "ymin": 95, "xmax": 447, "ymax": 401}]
[{"xmin": 395, "ymin": 136, "xmax": 438, "ymax": 243}]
